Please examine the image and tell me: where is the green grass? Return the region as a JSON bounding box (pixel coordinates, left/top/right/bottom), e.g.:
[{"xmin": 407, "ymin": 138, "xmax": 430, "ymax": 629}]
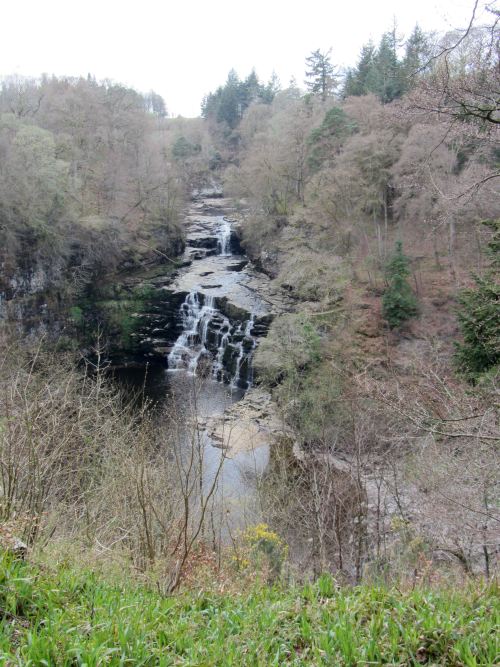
[{"xmin": 0, "ymin": 556, "xmax": 498, "ymax": 665}]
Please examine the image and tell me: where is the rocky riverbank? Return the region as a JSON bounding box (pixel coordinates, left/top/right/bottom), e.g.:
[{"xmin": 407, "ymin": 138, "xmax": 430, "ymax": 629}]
[{"xmin": 205, "ymin": 388, "xmax": 286, "ymax": 457}]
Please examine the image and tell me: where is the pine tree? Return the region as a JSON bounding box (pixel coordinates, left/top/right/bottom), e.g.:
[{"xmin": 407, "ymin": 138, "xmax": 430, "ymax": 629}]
[
  {"xmin": 401, "ymin": 25, "xmax": 431, "ymax": 92},
  {"xmin": 202, "ymin": 69, "xmax": 276, "ymax": 129},
  {"xmin": 455, "ymin": 220, "xmax": 500, "ymax": 381},
  {"xmin": 373, "ymin": 32, "xmax": 404, "ymax": 103},
  {"xmin": 343, "ymin": 42, "xmax": 377, "ymax": 97},
  {"xmin": 305, "ymin": 49, "xmax": 337, "ymax": 101},
  {"xmin": 307, "ymin": 107, "xmax": 357, "ymax": 170},
  {"xmin": 382, "ymin": 241, "xmax": 419, "ymax": 328}
]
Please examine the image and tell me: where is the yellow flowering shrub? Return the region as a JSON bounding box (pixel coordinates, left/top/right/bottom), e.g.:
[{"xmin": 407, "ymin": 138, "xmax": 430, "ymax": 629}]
[{"xmin": 237, "ymin": 524, "xmax": 287, "ymax": 581}]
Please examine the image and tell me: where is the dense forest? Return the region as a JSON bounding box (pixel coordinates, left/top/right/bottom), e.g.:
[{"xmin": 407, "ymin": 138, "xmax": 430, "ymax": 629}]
[{"xmin": 0, "ymin": 6, "xmax": 499, "ymax": 664}]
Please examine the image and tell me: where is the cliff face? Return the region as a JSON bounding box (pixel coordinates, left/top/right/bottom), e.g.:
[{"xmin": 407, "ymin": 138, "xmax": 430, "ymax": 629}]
[{"xmin": 0, "ymin": 228, "xmax": 186, "ymax": 349}]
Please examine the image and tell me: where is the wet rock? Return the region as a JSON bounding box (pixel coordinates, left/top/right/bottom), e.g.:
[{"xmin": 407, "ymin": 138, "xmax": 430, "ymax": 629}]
[
  {"xmin": 152, "ymin": 346, "xmax": 170, "ymax": 355},
  {"xmin": 191, "ymin": 186, "xmax": 224, "ymax": 199},
  {"xmin": 187, "ymin": 237, "xmax": 219, "ymax": 250},
  {"xmin": 205, "ymin": 388, "xmax": 286, "ymax": 457},
  {"xmin": 229, "ymin": 230, "xmax": 244, "ymax": 255},
  {"xmin": 216, "ymin": 297, "xmax": 250, "ymax": 323},
  {"xmin": 226, "ymin": 260, "xmax": 248, "ymax": 272}
]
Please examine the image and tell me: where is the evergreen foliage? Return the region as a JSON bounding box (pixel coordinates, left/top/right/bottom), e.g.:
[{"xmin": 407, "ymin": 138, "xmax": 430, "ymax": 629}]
[
  {"xmin": 455, "ymin": 220, "xmax": 500, "ymax": 380},
  {"xmin": 201, "ymin": 69, "xmax": 278, "ymax": 129},
  {"xmin": 382, "ymin": 241, "xmax": 419, "ymax": 328},
  {"xmin": 343, "ymin": 43, "xmax": 377, "ymax": 97},
  {"xmin": 308, "ymin": 106, "xmax": 357, "ymax": 170},
  {"xmin": 172, "ymin": 135, "xmax": 201, "ymax": 160},
  {"xmin": 304, "ymin": 49, "xmax": 338, "ymax": 100},
  {"xmin": 402, "ymin": 25, "xmax": 431, "ymax": 80},
  {"xmin": 344, "ymin": 25, "xmax": 430, "ymax": 102},
  {"xmin": 374, "ymin": 32, "xmax": 404, "ymax": 103}
]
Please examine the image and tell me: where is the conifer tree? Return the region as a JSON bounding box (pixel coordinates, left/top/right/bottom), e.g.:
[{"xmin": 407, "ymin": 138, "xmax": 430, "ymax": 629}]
[
  {"xmin": 305, "ymin": 49, "xmax": 337, "ymax": 101},
  {"xmin": 307, "ymin": 107, "xmax": 357, "ymax": 170},
  {"xmin": 400, "ymin": 25, "xmax": 431, "ymax": 93},
  {"xmin": 374, "ymin": 32, "xmax": 404, "ymax": 103},
  {"xmin": 382, "ymin": 241, "xmax": 418, "ymax": 328},
  {"xmin": 202, "ymin": 69, "xmax": 277, "ymax": 128},
  {"xmin": 455, "ymin": 220, "xmax": 500, "ymax": 380},
  {"xmin": 344, "ymin": 43, "xmax": 377, "ymax": 97}
]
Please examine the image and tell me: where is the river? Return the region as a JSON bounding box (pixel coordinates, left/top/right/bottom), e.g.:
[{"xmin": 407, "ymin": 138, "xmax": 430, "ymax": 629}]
[{"xmin": 116, "ymin": 194, "xmax": 285, "ymax": 530}]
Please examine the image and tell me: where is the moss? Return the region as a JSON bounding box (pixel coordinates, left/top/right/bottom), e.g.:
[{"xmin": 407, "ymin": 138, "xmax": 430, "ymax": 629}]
[
  {"xmin": 68, "ymin": 305, "xmax": 84, "ymax": 325},
  {"xmin": 72, "ymin": 278, "xmax": 166, "ymax": 351}
]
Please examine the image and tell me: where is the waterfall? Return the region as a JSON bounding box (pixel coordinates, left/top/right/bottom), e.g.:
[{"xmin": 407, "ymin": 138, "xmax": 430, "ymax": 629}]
[
  {"xmin": 217, "ymin": 218, "xmax": 232, "ymax": 256},
  {"xmin": 231, "ymin": 315, "xmax": 256, "ymax": 389},
  {"xmin": 167, "ymin": 292, "xmax": 218, "ymax": 374},
  {"xmin": 167, "ymin": 214, "xmax": 259, "ymax": 390},
  {"xmin": 212, "ymin": 318, "xmax": 232, "ymax": 382},
  {"xmin": 168, "ymin": 291, "xmax": 256, "ymax": 389}
]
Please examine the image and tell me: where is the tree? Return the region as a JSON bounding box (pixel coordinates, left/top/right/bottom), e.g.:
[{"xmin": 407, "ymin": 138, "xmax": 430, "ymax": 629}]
[
  {"xmin": 307, "ymin": 106, "xmax": 357, "ymax": 171},
  {"xmin": 0, "ymin": 118, "xmax": 72, "ymax": 257},
  {"xmin": 405, "ymin": 3, "xmax": 499, "ymax": 137},
  {"xmin": 305, "ymin": 49, "xmax": 337, "ymax": 101},
  {"xmin": 373, "ymin": 32, "xmax": 404, "ymax": 103},
  {"xmin": 171, "ymin": 135, "xmax": 201, "ymax": 160},
  {"xmin": 455, "ymin": 220, "xmax": 500, "ymax": 381},
  {"xmin": 343, "ymin": 43, "xmax": 377, "ymax": 97},
  {"xmin": 382, "ymin": 241, "xmax": 418, "ymax": 328},
  {"xmin": 143, "ymin": 90, "xmax": 167, "ymax": 118},
  {"xmin": 202, "ymin": 69, "xmax": 278, "ymax": 133},
  {"xmin": 402, "ymin": 25, "xmax": 431, "ymax": 83},
  {"xmin": 0, "ymin": 75, "xmax": 185, "ymax": 297}
]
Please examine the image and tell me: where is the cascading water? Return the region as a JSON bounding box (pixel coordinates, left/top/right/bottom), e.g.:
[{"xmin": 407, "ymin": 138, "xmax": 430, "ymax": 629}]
[
  {"xmin": 167, "ymin": 291, "xmax": 256, "ymax": 389},
  {"xmin": 217, "ymin": 218, "xmax": 232, "ymax": 256},
  {"xmin": 167, "ymin": 215, "xmax": 258, "ymax": 389},
  {"xmin": 167, "ymin": 292, "xmax": 218, "ymax": 374},
  {"xmin": 231, "ymin": 315, "xmax": 256, "ymax": 389}
]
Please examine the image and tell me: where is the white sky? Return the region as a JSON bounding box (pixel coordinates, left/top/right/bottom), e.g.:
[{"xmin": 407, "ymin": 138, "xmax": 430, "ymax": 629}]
[{"xmin": 0, "ymin": 0, "xmax": 490, "ymax": 117}]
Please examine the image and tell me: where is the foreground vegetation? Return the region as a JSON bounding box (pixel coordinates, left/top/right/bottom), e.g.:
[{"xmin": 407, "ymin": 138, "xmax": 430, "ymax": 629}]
[{"xmin": 1, "ymin": 553, "xmax": 498, "ymax": 665}]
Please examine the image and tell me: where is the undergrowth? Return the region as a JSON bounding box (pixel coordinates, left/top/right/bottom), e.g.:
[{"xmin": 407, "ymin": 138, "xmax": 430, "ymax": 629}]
[{"xmin": 0, "ymin": 554, "xmax": 498, "ymax": 665}]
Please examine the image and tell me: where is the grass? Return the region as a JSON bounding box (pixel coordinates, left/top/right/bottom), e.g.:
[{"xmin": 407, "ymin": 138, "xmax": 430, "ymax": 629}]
[{"xmin": 0, "ymin": 555, "xmax": 498, "ymax": 665}]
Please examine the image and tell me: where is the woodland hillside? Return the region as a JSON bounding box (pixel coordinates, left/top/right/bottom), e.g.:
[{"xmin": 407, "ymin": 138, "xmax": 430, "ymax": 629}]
[
  {"xmin": 0, "ymin": 5, "xmax": 499, "ymax": 664},
  {"xmin": 198, "ymin": 18, "xmax": 500, "ymax": 580},
  {"xmin": 0, "ymin": 76, "xmax": 220, "ymax": 328}
]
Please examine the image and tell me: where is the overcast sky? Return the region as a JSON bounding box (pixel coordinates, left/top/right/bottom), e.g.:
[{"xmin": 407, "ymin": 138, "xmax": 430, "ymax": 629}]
[{"xmin": 0, "ymin": 0, "xmax": 488, "ymax": 117}]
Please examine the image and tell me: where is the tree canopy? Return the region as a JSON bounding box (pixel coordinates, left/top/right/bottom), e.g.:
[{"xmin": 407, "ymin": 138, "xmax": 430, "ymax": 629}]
[
  {"xmin": 344, "ymin": 25, "xmax": 431, "ymax": 102},
  {"xmin": 202, "ymin": 69, "xmax": 279, "ymax": 129}
]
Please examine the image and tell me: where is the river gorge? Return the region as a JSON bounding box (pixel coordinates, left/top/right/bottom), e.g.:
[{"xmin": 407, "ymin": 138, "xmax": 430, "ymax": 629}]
[
  {"xmin": 0, "ymin": 190, "xmax": 289, "ymax": 528},
  {"xmin": 110, "ymin": 193, "xmax": 288, "ymax": 524}
]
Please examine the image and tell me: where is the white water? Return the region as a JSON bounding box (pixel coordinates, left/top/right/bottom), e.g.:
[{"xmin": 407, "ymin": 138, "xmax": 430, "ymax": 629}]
[
  {"xmin": 168, "ymin": 291, "xmax": 256, "ymax": 389},
  {"xmin": 167, "ymin": 214, "xmax": 257, "ymax": 389},
  {"xmin": 167, "ymin": 292, "xmax": 217, "ymax": 374},
  {"xmin": 217, "ymin": 218, "xmax": 232, "ymax": 256},
  {"xmin": 231, "ymin": 314, "xmax": 256, "ymax": 389}
]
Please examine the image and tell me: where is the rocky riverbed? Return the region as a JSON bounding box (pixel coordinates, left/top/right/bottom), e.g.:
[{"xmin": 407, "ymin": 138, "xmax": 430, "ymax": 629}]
[{"xmin": 108, "ymin": 194, "xmax": 291, "ymax": 513}]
